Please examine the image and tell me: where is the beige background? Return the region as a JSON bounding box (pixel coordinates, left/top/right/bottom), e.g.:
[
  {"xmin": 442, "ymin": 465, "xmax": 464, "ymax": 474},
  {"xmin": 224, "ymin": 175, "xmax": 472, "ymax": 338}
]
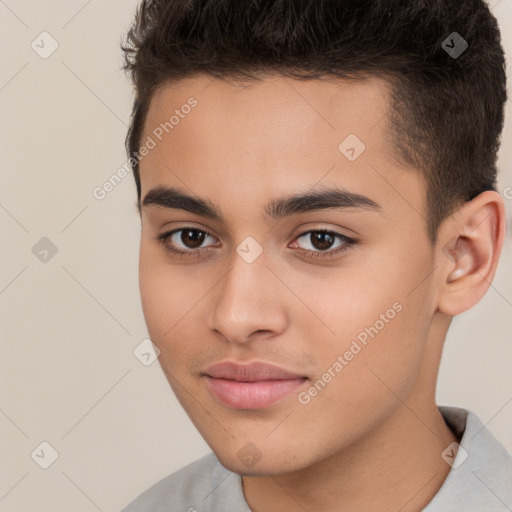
[{"xmin": 1, "ymin": 1, "xmax": 511, "ymax": 511}]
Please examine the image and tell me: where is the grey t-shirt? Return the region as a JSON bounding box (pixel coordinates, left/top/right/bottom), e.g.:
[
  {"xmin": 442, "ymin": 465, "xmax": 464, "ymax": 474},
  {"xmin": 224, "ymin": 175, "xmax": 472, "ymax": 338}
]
[{"xmin": 121, "ymin": 406, "xmax": 512, "ymax": 511}]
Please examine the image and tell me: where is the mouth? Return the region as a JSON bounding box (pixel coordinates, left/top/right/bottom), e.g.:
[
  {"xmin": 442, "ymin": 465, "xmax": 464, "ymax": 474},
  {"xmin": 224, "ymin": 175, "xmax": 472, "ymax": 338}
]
[{"xmin": 202, "ymin": 361, "xmax": 309, "ymax": 410}]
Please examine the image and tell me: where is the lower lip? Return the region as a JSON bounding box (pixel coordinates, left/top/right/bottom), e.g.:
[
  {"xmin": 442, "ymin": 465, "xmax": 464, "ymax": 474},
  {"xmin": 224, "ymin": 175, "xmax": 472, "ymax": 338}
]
[{"xmin": 204, "ymin": 376, "xmax": 308, "ymax": 409}]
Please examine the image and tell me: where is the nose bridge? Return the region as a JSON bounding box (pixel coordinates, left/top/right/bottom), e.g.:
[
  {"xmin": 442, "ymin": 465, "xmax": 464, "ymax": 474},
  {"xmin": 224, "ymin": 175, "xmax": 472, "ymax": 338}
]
[
  {"xmin": 218, "ymin": 248, "xmax": 268, "ymax": 318},
  {"xmin": 208, "ymin": 244, "xmax": 285, "ymax": 342}
]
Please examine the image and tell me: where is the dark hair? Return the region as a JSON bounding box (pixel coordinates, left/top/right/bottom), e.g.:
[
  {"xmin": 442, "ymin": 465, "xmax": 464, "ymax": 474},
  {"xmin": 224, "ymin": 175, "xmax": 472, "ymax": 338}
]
[{"xmin": 121, "ymin": 0, "xmax": 507, "ymax": 244}]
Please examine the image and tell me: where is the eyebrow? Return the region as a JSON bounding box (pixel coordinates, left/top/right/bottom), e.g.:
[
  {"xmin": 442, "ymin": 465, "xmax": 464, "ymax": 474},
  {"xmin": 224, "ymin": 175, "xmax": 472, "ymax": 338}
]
[{"xmin": 141, "ymin": 185, "xmax": 381, "ymax": 221}]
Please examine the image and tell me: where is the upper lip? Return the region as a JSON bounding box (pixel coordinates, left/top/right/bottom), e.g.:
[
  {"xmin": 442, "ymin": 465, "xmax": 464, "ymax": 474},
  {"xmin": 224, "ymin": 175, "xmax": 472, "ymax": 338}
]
[{"xmin": 203, "ymin": 361, "xmax": 306, "ymax": 382}]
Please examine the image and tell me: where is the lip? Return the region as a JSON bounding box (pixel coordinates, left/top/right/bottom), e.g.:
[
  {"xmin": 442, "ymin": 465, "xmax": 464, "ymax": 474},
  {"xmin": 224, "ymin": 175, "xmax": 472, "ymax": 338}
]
[
  {"xmin": 203, "ymin": 361, "xmax": 308, "ymax": 409},
  {"xmin": 204, "ymin": 361, "xmax": 305, "ymax": 381}
]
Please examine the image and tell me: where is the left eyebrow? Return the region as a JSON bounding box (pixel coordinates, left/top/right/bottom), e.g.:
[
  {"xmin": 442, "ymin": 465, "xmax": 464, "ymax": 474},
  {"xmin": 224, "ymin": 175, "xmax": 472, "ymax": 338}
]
[
  {"xmin": 140, "ymin": 185, "xmax": 382, "ymax": 221},
  {"xmin": 265, "ymin": 186, "xmax": 382, "ymax": 219}
]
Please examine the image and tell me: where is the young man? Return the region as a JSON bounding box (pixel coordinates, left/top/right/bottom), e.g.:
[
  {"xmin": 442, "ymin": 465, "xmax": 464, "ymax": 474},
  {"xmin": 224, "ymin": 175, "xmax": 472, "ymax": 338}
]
[{"xmin": 120, "ymin": 0, "xmax": 511, "ymax": 510}]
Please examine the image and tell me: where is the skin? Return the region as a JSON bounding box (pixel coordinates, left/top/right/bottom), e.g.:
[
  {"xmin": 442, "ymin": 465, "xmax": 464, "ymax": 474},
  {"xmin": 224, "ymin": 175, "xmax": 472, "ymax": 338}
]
[{"xmin": 137, "ymin": 73, "xmax": 506, "ymax": 511}]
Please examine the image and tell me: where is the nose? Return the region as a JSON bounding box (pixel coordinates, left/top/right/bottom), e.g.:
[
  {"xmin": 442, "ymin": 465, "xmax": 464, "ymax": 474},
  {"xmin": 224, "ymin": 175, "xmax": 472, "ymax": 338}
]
[{"xmin": 206, "ymin": 252, "xmax": 288, "ymax": 344}]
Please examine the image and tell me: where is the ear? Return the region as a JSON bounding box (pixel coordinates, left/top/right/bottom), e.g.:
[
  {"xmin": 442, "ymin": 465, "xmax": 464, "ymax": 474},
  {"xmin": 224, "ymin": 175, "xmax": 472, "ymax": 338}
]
[{"xmin": 436, "ymin": 190, "xmax": 507, "ymax": 316}]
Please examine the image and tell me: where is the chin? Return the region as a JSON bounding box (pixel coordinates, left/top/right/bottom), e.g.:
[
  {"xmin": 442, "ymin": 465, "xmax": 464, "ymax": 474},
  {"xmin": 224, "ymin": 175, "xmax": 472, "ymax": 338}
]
[{"xmin": 212, "ymin": 445, "xmax": 308, "ymax": 477}]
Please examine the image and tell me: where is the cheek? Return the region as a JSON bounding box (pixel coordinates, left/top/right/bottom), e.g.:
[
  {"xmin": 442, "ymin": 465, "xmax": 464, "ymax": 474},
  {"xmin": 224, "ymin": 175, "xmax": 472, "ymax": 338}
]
[
  {"xmin": 139, "ymin": 243, "xmax": 183, "ymax": 352},
  {"xmin": 289, "ymin": 248, "xmax": 432, "ymax": 399},
  {"xmin": 139, "ymin": 245, "xmax": 166, "ymax": 336},
  {"xmin": 138, "ymin": 242, "xmax": 209, "ymax": 364},
  {"xmin": 290, "ymin": 296, "xmax": 429, "ymax": 449}
]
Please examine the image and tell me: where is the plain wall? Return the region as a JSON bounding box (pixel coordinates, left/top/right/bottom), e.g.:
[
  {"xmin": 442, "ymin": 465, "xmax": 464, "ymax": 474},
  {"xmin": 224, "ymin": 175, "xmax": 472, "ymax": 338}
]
[{"xmin": 1, "ymin": 1, "xmax": 511, "ymax": 510}]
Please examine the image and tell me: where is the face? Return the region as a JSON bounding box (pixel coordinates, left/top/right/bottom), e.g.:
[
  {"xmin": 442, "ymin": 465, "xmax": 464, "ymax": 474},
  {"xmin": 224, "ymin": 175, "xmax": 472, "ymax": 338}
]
[{"xmin": 138, "ymin": 73, "xmax": 439, "ymax": 475}]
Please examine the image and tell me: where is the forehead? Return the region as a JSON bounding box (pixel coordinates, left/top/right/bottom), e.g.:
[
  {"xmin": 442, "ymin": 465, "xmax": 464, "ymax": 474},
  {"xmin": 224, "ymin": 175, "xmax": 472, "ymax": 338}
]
[
  {"xmin": 144, "ymin": 73, "xmax": 392, "ymax": 143},
  {"xmin": 139, "ymin": 73, "xmax": 425, "ymax": 227}
]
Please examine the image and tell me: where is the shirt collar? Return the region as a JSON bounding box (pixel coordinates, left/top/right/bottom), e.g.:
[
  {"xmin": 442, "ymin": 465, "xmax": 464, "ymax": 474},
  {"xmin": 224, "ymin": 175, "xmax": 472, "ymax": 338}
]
[{"xmin": 423, "ymin": 405, "xmax": 512, "ymax": 511}]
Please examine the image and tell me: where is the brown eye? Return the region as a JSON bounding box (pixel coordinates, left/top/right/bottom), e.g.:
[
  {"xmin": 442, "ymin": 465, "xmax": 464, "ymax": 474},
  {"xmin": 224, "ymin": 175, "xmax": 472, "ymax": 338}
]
[
  {"xmin": 180, "ymin": 229, "xmax": 207, "ymax": 249},
  {"xmin": 294, "ymin": 230, "xmax": 350, "ymax": 253},
  {"xmin": 291, "ymin": 230, "xmax": 356, "ymax": 260},
  {"xmin": 157, "ymin": 227, "xmax": 218, "ymax": 257},
  {"xmin": 308, "ymin": 232, "xmax": 336, "ymax": 251},
  {"xmin": 156, "ymin": 227, "xmax": 355, "ymax": 261}
]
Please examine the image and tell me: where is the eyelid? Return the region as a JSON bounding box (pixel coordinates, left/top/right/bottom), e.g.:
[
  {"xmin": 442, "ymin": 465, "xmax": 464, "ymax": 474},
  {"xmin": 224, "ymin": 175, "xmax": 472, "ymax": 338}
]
[{"xmin": 292, "ymin": 228, "xmax": 353, "ymax": 247}]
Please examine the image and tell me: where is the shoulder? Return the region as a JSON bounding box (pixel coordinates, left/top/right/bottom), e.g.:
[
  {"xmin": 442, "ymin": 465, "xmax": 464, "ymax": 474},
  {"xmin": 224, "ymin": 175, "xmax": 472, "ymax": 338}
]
[
  {"xmin": 427, "ymin": 406, "xmax": 512, "ymax": 511},
  {"xmin": 120, "ymin": 452, "xmax": 227, "ymax": 512}
]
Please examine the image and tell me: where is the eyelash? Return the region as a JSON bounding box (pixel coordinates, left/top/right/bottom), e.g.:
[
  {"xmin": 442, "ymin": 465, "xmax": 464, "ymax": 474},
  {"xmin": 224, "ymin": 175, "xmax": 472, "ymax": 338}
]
[{"xmin": 156, "ymin": 227, "xmax": 356, "ymax": 260}]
